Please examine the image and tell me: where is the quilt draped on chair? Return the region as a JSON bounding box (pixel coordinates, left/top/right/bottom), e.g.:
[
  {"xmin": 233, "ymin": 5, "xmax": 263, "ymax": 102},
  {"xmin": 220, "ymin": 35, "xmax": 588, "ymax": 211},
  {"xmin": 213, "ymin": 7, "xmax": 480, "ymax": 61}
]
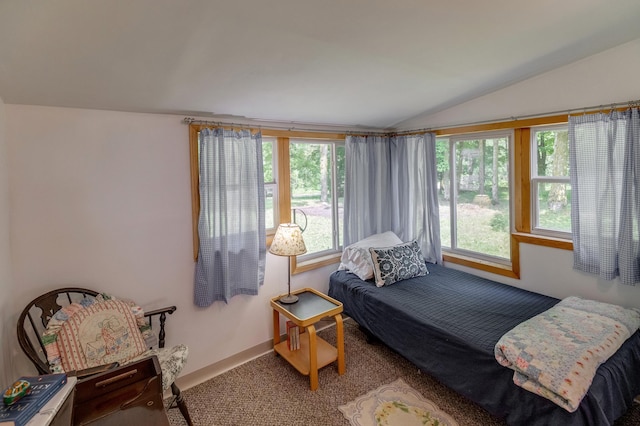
[{"xmin": 194, "ymin": 128, "xmax": 266, "ymax": 306}]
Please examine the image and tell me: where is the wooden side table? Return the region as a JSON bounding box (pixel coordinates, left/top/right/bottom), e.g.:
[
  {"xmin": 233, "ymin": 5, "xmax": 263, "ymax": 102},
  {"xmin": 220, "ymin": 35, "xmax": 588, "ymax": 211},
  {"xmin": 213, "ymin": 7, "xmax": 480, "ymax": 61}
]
[{"xmin": 270, "ymin": 287, "xmax": 345, "ymax": 390}]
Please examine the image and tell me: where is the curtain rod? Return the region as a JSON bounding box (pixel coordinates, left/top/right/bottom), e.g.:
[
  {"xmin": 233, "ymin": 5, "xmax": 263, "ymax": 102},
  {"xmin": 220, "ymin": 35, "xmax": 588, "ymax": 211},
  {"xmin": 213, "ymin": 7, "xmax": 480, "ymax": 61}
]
[
  {"xmin": 184, "ymin": 99, "xmax": 640, "ymax": 136},
  {"xmin": 394, "ymin": 99, "xmax": 640, "ymax": 135},
  {"xmin": 182, "ymin": 117, "xmax": 390, "ymax": 136}
]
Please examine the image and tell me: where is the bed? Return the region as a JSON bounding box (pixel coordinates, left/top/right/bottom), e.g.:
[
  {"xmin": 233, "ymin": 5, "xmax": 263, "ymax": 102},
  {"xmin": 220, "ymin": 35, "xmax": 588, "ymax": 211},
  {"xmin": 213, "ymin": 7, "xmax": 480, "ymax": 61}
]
[{"xmin": 328, "ymin": 262, "xmax": 640, "ymax": 426}]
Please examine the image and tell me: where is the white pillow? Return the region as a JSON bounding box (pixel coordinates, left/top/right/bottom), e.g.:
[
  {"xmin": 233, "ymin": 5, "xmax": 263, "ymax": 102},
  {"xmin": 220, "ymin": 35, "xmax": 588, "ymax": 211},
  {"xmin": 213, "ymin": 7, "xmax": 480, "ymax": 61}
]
[{"xmin": 339, "ymin": 231, "xmax": 403, "ymax": 280}]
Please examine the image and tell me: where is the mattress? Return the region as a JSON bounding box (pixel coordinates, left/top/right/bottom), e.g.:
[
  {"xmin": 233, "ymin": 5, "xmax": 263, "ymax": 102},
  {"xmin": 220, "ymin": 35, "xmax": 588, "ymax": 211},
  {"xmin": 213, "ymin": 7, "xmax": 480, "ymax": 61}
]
[{"xmin": 328, "ymin": 263, "xmax": 640, "ymax": 426}]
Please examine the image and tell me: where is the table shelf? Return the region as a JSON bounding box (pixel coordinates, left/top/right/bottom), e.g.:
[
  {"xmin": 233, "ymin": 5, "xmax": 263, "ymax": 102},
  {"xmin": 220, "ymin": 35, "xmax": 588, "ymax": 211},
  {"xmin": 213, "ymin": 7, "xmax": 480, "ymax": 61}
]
[{"xmin": 273, "ymin": 333, "xmax": 338, "ymax": 375}]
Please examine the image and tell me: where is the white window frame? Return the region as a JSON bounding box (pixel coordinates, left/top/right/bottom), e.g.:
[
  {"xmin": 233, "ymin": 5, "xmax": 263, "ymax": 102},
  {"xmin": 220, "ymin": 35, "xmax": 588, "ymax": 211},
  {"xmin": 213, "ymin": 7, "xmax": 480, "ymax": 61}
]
[
  {"xmin": 442, "ymin": 130, "xmax": 514, "ymax": 266},
  {"xmin": 530, "ymin": 125, "xmax": 572, "ymax": 240},
  {"xmin": 289, "ymin": 138, "xmax": 344, "ymax": 261},
  {"xmin": 262, "ymin": 136, "xmax": 279, "ymax": 235}
]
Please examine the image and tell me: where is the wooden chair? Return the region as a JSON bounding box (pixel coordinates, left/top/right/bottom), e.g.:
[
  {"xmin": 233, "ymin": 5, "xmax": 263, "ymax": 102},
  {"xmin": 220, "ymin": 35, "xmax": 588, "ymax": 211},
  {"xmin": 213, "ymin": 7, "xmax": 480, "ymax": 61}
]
[{"xmin": 17, "ymin": 287, "xmax": 193, "ymax": 426}]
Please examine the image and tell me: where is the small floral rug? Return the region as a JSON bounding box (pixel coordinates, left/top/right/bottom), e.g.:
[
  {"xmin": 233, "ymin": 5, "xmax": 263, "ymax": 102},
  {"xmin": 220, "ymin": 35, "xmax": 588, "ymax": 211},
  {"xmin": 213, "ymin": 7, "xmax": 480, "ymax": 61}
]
[{"xmin": 339, "ymin": 378, "xmax": 458, "ymax": 426}]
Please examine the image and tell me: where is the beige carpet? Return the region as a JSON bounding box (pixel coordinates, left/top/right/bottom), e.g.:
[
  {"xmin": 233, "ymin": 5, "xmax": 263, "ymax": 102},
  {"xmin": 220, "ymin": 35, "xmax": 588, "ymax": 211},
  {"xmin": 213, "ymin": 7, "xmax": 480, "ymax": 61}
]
[{"xmin": 167, "ymin": 319, "xmax": 640, "ymax": 426}]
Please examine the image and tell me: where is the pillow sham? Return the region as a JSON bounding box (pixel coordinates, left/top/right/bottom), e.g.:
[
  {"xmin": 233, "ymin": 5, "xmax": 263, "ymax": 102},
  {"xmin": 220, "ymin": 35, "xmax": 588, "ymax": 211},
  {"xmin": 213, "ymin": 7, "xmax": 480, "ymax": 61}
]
[
  {"xmin": 338, "ymin": 231, "xmax": 403, "ymax": 281},
  {"xmin": 369, "ymin": 240, "xmax": 428, "ymax": 287},
  {"xmin": 50, "ymin": 299, "xmax": 148, "ymax": 373},
  {"xmin": 42, "ymin": 293, "xmax": 153, "ymax": 373}
]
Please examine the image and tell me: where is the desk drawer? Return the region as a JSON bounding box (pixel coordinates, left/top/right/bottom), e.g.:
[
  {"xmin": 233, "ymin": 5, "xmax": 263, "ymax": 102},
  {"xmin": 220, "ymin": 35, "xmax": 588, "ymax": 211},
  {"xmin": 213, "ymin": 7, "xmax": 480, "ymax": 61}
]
[{"xmin": 73, "ymin": 356, "xmax": 169, "ymax": 426}]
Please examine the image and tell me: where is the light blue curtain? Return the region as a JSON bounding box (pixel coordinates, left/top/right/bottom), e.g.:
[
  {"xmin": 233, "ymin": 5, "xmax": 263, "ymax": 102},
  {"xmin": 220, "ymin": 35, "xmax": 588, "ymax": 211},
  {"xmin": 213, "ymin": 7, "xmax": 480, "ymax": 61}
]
[
  {"xmin": 569, "ymin": 108, "xmax": 640, "ymax": 285},
  {"xmin": 344, "ymin": 133, "xmax": 442, "ymax": 264},
  {"xmin": 194, "ymin": 128, "xmax": 266, "ymax": 306},
  {"xmin": 343, "ymin": 135, "xmax": 392, "ymax": 243}
]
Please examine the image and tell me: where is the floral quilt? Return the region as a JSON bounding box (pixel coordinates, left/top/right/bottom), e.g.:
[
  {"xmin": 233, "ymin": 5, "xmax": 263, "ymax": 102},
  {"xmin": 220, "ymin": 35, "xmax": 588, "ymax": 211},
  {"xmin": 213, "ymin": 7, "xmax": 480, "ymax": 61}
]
[
  {"xmin": 42, "ymin": 293, "xmax": 152, "ymax": 374},
  {"xmin": 40, "ymin": 293, "xmax": 188, "ymax": 392},
  {"xmin": 494, "ymin": 296, "xmax": 640, "ymax": 412}
]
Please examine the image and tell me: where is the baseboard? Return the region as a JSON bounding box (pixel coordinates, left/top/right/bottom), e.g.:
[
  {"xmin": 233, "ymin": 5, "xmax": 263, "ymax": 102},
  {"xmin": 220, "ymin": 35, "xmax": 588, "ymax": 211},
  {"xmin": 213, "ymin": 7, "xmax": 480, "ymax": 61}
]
[{"xmin": 170, "ymin": 320, "xmax": 338, "ymax": 394}]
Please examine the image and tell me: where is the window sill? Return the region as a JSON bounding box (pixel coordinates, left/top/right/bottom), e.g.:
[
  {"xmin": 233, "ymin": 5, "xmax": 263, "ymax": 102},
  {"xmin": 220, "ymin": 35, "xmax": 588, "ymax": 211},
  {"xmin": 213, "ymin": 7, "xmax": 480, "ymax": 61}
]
[
  {"xmin": 442, "ymin": 252, "xmax": 519, "ymax": 279},
  {"xmin": 292, "ymin": 252, "xmax": 341, "ymax": 275},
  {"xmin": 512, "ymin": 232, "xmax": 573, "ymax": 251}
]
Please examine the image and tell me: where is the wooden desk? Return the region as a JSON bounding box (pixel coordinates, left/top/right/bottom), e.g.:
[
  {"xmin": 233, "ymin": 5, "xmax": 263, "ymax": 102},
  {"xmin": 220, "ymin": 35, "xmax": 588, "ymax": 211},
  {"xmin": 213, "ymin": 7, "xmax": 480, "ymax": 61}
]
[
  {"xmin": 73, "ymin": 356, "xmax": 169, "ymax": 426},
  {"xmin": 271, "ymin": 287, "xmax": 345, "ymax": 390}
]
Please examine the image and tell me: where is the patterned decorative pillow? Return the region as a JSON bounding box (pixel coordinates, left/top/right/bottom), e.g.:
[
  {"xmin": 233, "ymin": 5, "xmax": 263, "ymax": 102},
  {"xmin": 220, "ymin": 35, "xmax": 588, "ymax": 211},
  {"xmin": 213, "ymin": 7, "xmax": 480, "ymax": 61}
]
[
  {"xmin": 369, "ymin": 240, "xmax": 428, "ymax": 287},
  {"xmin": 42, "ymin": 294, "xmax": 154, "ymax": 373},
  {"xmin": 339, "ymin": 231, "xmax": 403, "ymax": 280},
  {"xmin": 53, "ymin": 299, "xmax": 148, "ymax": 372},
  {"xmin": 42, "ymin": 298, "xmax": 100, "ymax": 373}
]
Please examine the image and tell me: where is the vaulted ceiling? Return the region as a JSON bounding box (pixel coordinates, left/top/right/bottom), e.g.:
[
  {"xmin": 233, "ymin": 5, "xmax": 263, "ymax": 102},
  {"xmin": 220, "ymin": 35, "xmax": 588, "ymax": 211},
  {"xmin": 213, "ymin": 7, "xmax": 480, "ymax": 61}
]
[{"xmin": 1, "ymin": 0, "xmax": 639, "ymax": 129}]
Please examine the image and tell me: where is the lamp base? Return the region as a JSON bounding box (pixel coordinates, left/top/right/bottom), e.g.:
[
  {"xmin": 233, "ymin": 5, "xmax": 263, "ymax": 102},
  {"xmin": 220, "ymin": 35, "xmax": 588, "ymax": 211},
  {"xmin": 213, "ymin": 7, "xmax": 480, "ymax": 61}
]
[{"xmin": 279, "ymin": 294, "xmax": 299, "ymax": 304}]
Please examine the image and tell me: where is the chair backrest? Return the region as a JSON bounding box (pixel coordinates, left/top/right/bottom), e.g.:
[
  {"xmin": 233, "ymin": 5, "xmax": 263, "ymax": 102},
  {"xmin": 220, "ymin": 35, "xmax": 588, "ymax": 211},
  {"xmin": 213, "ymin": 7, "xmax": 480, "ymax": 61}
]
[{"xmin": 17, "ymin": 288, "xmax": 101, "ymax": 374}]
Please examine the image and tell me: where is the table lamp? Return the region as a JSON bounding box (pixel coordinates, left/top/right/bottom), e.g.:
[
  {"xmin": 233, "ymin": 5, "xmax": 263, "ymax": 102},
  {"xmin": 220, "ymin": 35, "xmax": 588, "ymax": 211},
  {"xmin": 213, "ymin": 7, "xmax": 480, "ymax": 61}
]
[{"xmin": 269, "ymin": 223, "xmax": 307, "ymax": 304}]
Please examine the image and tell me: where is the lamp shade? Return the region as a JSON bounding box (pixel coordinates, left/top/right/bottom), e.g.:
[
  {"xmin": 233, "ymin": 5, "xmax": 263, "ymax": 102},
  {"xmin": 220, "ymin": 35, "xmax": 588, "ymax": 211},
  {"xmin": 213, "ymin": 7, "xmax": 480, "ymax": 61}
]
[{"xmin": 269, "ymin": 223, "xmax": 307, "ymax": 256}]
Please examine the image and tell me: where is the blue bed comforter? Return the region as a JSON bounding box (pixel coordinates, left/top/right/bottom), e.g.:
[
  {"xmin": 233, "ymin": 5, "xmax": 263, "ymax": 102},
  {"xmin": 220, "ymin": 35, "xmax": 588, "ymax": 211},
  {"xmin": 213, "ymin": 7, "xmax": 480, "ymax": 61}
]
[{"xmin": 328, "ymin": 263, "xmax": 640, "ymax": 426}]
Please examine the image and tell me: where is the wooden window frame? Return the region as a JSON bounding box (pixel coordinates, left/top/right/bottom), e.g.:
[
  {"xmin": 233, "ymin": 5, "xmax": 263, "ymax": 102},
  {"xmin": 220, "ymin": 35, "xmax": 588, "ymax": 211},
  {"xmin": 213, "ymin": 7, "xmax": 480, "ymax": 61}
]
[
  {"xmin": 190, "ymin": 114, "xmax": 582, "ymax": 278},
  {"xmin": 265, "ymin": 130, "xmax": 345, "ymax": 274},
  {"xmin": 189, "ymin": 124, "xmax": 345, "ymax": 273},
  {"xmin": 433, "ymin": 114, "xmax": 574, "ymax": 278},
  {"xmin": 439, "ymin": 130, "xmax": 514, "ymax": 268}
]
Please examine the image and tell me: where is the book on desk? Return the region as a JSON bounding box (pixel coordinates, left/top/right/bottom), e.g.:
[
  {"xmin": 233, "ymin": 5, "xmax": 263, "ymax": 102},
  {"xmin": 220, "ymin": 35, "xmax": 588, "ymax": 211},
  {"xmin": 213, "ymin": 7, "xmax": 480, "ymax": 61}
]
[
  {"xmin": 0, "ymin": 374, "xmax": 67, "ymax": 426},
  {"xmin": 26, "ymin": 377, "xmax": 76, "ymax": 426}
]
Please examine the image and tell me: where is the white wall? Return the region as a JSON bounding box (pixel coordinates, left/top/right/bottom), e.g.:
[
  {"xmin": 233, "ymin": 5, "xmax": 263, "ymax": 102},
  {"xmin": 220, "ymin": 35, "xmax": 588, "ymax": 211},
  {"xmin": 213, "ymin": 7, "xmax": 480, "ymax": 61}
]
[
  {"xmin": 0, "ymin": 95, "xmax": 14, "ymax": 389},
  {"xmin": 5, "ymin": 105, "xmax": 338, "ymax": 382},
  {"xmin": 447, "ymin": 244, "xmax": 640, "ymax": 309},
  {"xmin": 397, "ymin": 37, "xmax": 640, "ymax": 130},
  {"xmin": 400, "ymin": 38, "xmax": 640, "ymax": 309}
]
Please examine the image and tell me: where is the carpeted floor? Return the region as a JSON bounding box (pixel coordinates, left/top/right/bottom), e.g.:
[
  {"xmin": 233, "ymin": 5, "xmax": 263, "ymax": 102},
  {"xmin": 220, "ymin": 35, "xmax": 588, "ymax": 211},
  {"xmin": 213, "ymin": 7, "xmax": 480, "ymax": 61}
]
[{"xmin": 167, "ymin": 319, "xmax": 640, "ymax": 426}]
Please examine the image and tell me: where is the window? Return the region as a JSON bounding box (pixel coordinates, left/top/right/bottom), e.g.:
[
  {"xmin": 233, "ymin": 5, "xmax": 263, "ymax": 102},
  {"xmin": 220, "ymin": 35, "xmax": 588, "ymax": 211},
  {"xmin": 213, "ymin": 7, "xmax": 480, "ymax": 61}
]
[
  {"xmin": 262, "ymin": 137, "xmax": 278, "ymax": 232},
  {"xmin": 437, "ymin": 132, "xmax": 512, "ymax": 264},
  {"xmin": 289, "ymin": 139, "xmax": 345, "ymax": 260},
  {"xmin": 430, "ymin": 114, "xmax": 576, "ymax": 276},
  {"xmin": 531, "ymin": 125, "xmax": 571, "ymax": 238},
  {"xmin": 190, "ymin": 126, "xmax": 347, "ymax": 270}
]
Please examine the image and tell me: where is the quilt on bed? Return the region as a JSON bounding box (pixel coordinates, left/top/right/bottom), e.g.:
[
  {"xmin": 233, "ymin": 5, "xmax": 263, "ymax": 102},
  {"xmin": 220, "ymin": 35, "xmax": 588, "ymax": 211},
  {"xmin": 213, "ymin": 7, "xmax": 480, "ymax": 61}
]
[
  {"xmin": 495, "ymin": 296, "xmax": 640, "ymax": 412},
  {"xmin": 329, "ymin": 264, "xmax": 640, "ymax": 426}
]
